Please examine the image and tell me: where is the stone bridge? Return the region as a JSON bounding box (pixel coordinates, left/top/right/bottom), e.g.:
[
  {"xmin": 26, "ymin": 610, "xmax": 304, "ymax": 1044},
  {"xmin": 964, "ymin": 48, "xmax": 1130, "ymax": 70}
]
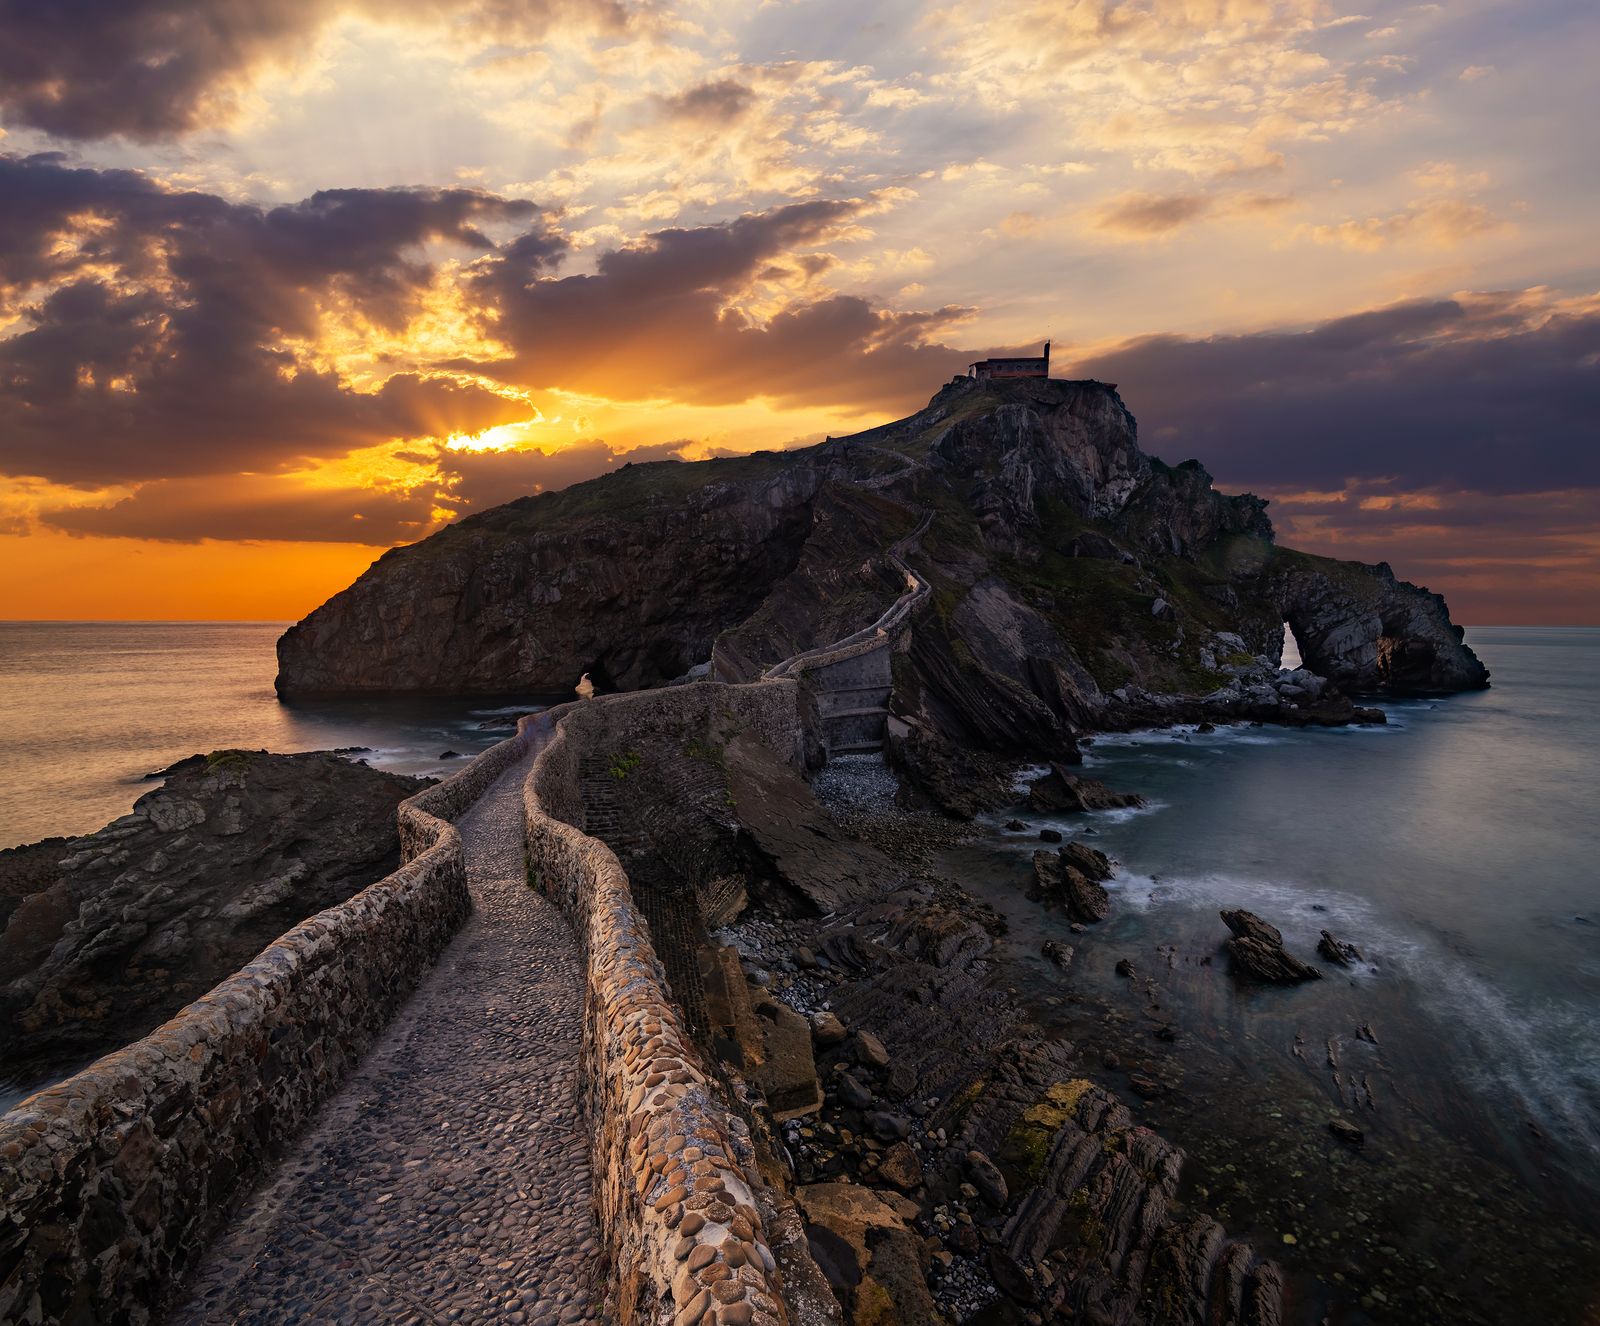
[
  {"xmin": 763, "ymin": 511, "xmax": 931, "ymax": 759},
  {"xmin": 0, "ymin": 682, "xmax": 820, "ymax": 1326}
]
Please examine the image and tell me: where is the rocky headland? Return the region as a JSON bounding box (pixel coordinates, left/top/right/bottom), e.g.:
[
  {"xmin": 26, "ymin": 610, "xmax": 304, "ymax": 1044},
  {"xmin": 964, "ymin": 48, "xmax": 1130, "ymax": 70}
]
[
  {"xmin": 0, "ymin": 749, "xmax": 430, "ymax": 1086},
  {"xmin": 257, "ymin": 373, "xmax": 1496, "ymax": 1323},
  {"xmin": 275, "ymin": 377, "xmax": 1487, "ymax": 752},
  {"xmin": 3, "ymin": 376, "xmax": 1502, "ymax": 1325}
]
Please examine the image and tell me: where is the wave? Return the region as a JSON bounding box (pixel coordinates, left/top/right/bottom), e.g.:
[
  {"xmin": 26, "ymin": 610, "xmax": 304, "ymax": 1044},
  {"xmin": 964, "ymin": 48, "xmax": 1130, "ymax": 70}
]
[
  {"xmin": 1423, "ymin": 962, "xmax": 1600, "ymax": 1165},
  {"xmin": 1105, "ymin": 866, "xmax": 1600, "ymax": 1167}
]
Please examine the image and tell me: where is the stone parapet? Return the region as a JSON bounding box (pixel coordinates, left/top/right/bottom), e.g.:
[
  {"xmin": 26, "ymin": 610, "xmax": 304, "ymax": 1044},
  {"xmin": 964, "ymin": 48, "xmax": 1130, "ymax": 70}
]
[
  {"xmin": 0, "ymin": 730, "xmax": 530, "ymax": 1325},
  {"xmin": 524, "ymin": 685, "xmax": 800, "ymax": 1326}
]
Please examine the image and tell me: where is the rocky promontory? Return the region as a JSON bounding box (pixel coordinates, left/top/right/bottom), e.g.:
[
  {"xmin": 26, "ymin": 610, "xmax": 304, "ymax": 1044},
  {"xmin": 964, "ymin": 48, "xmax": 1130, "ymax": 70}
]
[
  {"xmin": 0, "ymin": 750, "xmax": 429, "ymax": 1083},
  {"xmin": 276, "ymin": 378, "xmax": 1488, "ymax": 754}
]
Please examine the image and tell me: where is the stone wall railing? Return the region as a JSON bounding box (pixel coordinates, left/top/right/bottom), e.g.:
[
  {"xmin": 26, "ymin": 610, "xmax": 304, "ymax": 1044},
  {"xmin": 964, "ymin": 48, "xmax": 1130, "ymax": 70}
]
[
  {"xmin": 0, "ymin": 729, "xmax": 532, "ymax": 1326},
  {"xmin": 763, "ymin": 512, "xmax": 932, "ymax": 683},
  {"xmin": 523, "ymin": 683, "xmax": 800, "ymax": 1326}
]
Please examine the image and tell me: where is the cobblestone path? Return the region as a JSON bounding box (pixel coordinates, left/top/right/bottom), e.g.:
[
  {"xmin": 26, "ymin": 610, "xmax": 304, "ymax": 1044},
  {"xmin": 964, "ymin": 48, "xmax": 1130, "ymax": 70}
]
[{"xmin": 171, "ymin": 744, "xmax": 603, "ymax": 1326}]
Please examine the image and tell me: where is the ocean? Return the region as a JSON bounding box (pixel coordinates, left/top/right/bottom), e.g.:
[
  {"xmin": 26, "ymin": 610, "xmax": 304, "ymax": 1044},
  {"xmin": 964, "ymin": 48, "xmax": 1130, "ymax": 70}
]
[
  {"xmin": 0, "ymin": 621, "xmax": 556, "ymax": 850},
  {"xmin": 937, "ymin": 625, "xmax": 1600, "ymax": 1323},
  {"xmin": 3, "ymin": 621, "xmax": 1597, "ymax": 1319}
]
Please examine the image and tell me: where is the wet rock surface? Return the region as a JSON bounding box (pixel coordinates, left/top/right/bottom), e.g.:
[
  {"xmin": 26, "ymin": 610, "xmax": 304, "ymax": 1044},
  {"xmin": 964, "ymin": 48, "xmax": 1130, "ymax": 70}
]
[
  {"xmin": 684, "ymin": 751, "xmax": 1291, "ymax": 1326},
  {"xmin": 1026, "ymin": 764, "xmax": 1145, "ymax": 814},
  {"xmin": 1220, "ymin": 910, "xmax": 1324, "ymax": 985},
  {"xmin": 0, "ymin": 751, "xmax": 429, "ymax": 1082}
]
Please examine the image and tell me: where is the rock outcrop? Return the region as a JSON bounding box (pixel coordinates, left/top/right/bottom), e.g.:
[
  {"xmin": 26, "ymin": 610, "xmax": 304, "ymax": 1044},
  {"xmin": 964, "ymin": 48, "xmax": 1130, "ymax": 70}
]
[
  {"xmin": 0, "ymin": 750, "xmax": 428, "ymax": 1080},
  {"xmin": 277, "ymin": 376, "xmax": 1488, "ymax": 759},
  {"xmin": 1220, "ymin": 909, "xmax": 1323, "ymax": 985},
  {"xmin": 1027, "ymin": 842, "xmax": 1115, "ymax": 923},
  {"xmin": 1269, "ymin": 552, "xmax": 1490, "ymax": 693},
  {"xmin": 1026, "ymin": 763, "xmax": 1144, "ymax": 813}
]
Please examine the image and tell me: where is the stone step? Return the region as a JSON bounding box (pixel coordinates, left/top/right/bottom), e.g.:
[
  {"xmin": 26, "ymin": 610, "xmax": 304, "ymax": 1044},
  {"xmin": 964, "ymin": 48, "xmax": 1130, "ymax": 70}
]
[
  {"xmin": 827, "ymin": 741, "xmax": 885, "ymax": 755},
  {"xmin": 822, "ymin": 705, "xmax": 890, "ymax": 720}
]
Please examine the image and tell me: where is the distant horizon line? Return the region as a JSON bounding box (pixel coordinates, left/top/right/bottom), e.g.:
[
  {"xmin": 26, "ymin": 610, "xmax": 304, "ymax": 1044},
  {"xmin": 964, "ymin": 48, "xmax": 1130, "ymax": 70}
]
[{"xmin": 1, "ymin": 619, "xmax": 1597, "ymax": 630}]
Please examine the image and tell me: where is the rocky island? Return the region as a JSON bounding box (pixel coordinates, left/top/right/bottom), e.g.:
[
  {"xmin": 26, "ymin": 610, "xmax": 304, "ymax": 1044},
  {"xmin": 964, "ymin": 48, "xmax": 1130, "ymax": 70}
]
[{"xmin": 1, "ymin": 375, "xmax": 1504, "ymax": 1326}]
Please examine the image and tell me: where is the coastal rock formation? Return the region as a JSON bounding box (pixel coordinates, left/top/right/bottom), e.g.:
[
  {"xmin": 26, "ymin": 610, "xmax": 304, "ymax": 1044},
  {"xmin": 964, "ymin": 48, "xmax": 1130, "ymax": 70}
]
[
  {"xmin": 1220, "ymin": 909, "xmax": 1323, "ymax": 984},
  {"xmin": 277, "ymin": 378, "xmax": 1488, "ymax": 751},
  {"xmin": 0, "ymin": 750, "xmax": 428, "ymax": 1079},
  {"xmin": 1026, "ymin": 763, "xmax": 1145, "ymax": 813},
  {"xmin": 1270, "ymin": 554, "xmax": 1491, "ymax": 694},
  {"xmin": 1317, "ymin": 930, "xmax": 1364, "ymax": 966},
  {"xmin": 1029, "ymin": 843, "xmax": 1115, "ymax": 923},
  {"xmin": 276, "ymin": 458, "xmax": 828, "ymax": 695}
]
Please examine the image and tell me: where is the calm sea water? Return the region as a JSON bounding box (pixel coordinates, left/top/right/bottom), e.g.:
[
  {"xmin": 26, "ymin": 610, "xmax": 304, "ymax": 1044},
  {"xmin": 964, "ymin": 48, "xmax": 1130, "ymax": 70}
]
[
  {"xmin": 943, "ymin": 626, "xmax": 1600, "ymax": 1323},
  {"xmin": 0, "ymin": 622, "xmax": 556, "ymax": 850}
]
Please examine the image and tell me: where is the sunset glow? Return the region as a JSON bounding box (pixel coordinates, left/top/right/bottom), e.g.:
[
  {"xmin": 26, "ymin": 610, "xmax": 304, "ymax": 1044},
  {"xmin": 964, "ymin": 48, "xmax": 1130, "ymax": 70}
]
[{"xmin": 1, "ymin": 0, "xmax": 1595, "ymax": 622}]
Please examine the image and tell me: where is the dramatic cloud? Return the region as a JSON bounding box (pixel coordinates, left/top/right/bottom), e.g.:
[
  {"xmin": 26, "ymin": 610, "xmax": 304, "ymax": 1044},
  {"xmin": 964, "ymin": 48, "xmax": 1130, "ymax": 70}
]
[
  {"xmin": 42, "ymin": 438, "xmax": 699, "ymax": 543},
  {"xmin": 0, "ymin": 153, "xmax": 542, "ymax": 484},
  {"xmin": 469, "ymin": 198, "xmax": 974, "ymax": 412},
  {"xmin": 1, "ymin": 0, "xmax": 1596, "ymax": 621},
  {"xmin": 1070, "ymin": 290, "xmax": 1600, "ymax": 496},
  {"xmin": 0, "ymin": 0, "xmax": 633, "ymax": 140}
]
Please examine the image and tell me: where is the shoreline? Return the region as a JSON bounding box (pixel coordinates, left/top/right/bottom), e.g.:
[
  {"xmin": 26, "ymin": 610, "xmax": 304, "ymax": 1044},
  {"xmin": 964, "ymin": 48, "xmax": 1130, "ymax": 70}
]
[
  {"xmin": 913, "ymin": 709, "xmax": 1600, "ymax": 1325},
  {"xmin": 5, "ymin": 673, "xmax": 1597, "ymax": 1324}
]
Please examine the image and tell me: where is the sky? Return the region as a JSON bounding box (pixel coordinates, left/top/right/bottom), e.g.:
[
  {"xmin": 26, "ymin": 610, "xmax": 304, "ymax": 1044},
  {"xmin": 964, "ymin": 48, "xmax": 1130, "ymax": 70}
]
[{"xmin": 0, "ymin": 0, "xmax": 1595, "ymax": 624}]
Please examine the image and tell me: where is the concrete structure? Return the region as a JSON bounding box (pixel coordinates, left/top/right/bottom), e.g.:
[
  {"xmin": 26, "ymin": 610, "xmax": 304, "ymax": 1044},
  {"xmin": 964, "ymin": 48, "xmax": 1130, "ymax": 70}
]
[{"xmin": 967, "ymin": 340, "xmax": 1050, "ymax": 379}]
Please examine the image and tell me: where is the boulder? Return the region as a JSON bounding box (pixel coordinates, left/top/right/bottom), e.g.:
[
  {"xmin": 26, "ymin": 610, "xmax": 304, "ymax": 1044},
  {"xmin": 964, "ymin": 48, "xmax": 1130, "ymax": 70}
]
[
  {"xmin": 755, "ymin": 996, "xmax": 824, "ymax": 1121},
  {"xmin": 877, "ymin": 1141, "xmax": 922, "ymax": 1192},
  {"xmin": 1029, "ymin": 848, "xmax": 1111, "ymax": 923},
  {"xmin": 1027, "ymin": 763, "xmax": 1145, "ymax": 814},
  {"xmin": 1317, "ymin": 930, "xmax": 1364, "ymax": 966},
  {"xmin": 837, "ymin": 1072, "xmax": 874, "ymax": 1110},
  {"xmin": 855, "ymin": 1030, "xmax": 892, "ymax": 1070},
  {"xmin": 965, "ymin": 1149, "xmax": 1009, "ymax": 1208},
  {"xmin": 800, "ymin": 1183, "xmax": 939, "ymax": 1326},
  {"xmin": 811, "ymin": 1011, "xmax": 847, "ymax": 1045},
  {"xmin": 1219, "ymin": 909, "xmax": 1322, "ymax": 984},
  {"xmin": 1328, "ymin": 1118, "xmax": 1365, "ymax": 1147}
]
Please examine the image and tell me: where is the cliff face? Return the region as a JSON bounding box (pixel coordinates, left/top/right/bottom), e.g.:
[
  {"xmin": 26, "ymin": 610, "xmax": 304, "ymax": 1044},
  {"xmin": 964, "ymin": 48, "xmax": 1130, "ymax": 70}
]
[
  {"xmin": 277, "ymin": 457, "xmax": 827, "ymax": 695},
  {"xmin": 276, "ymin": 376, "xmax": 1488, "ymax": 745},
  {"xmin": 1269, "ymin": 552, "xmax": 1491, "ymax": 692}
]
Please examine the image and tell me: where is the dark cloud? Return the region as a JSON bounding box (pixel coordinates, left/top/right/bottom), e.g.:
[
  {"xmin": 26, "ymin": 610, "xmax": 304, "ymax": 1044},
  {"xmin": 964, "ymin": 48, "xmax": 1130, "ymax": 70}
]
[
  {"xmin": 40, "ymin": 438, "xmax": 697, "ymax": 543},
  {"xmin": 653, "ymin": 79, "xmax": 757, "ymax": 125},
  {"xmin": 1267, "ymin": 484, "xmax": 1600, "ymax": 624},
  {"xmin": 0, "ymin": 0, "xmax": 329, "ymax": 140},
  {"xmin": 0, "ymin": 0, "xmax": 632, "ymax": 141},
  {"xmin": 1094, "ymin": 191, "xmax": 1213, "ymax": 235},
  {"xmin": 1069, "ymin": 295, "xmax": 1600, "ymax": 495},
  {"xmin": 0, "ymin": 153, "xmax": 546, "ymax": 484},
  {"xmin": 467, "ymin": 199, "xmax": 974, "ymax": 412}
]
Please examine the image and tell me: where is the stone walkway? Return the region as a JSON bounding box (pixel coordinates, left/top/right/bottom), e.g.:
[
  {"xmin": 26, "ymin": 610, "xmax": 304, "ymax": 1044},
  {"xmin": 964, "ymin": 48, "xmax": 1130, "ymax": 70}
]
[{"xmin": 170, "ymin": 748, "xmax": 603, "ymax": 1326}]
